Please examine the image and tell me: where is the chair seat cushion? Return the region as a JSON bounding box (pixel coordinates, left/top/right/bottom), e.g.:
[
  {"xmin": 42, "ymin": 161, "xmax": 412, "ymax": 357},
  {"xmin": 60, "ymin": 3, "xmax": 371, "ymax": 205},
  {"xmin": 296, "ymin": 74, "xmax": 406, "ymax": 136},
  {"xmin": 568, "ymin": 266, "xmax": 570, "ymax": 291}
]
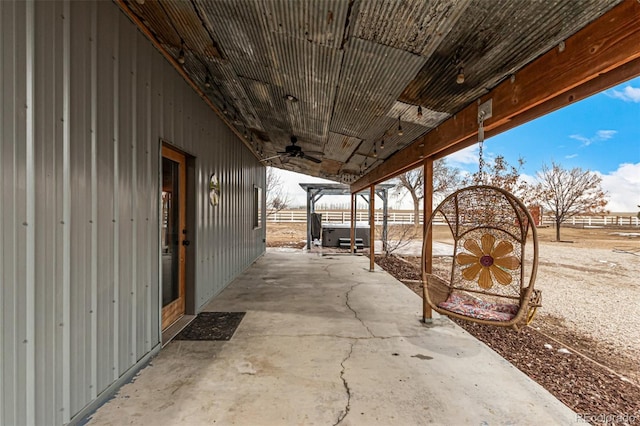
[{"xmin": 438, "ymin": 293, "xmax": 519, "ymax": 322}]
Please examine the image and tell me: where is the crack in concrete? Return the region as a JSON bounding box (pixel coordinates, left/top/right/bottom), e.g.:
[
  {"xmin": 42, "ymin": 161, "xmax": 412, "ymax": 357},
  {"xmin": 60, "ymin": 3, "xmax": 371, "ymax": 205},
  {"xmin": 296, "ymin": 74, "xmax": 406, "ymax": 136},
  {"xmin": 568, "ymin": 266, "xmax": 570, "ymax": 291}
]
[
  {"xmin": 334, "ymin": 341, "xmax": 354, "ymax": 426},
  {"xmin": 345, "ymin": 283, "xmax": 377, "ymax": 338}
]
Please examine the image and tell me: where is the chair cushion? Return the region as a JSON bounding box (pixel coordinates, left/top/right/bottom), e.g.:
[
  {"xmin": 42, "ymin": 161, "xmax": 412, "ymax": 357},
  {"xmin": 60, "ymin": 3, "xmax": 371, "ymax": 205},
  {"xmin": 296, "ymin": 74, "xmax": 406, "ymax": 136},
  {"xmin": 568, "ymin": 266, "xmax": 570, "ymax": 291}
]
[{"xmin": 438, "ymin": 293, "xmax": 519, "ymax": 322}]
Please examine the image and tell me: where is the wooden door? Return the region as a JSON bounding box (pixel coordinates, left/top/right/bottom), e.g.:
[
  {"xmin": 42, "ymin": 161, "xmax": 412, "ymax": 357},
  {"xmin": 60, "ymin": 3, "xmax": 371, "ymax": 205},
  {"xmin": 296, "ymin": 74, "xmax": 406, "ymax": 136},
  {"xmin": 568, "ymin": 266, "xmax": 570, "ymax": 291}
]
[{"xmin": 161, "ymin": 145, "xmax": 187, "ymax": 330}]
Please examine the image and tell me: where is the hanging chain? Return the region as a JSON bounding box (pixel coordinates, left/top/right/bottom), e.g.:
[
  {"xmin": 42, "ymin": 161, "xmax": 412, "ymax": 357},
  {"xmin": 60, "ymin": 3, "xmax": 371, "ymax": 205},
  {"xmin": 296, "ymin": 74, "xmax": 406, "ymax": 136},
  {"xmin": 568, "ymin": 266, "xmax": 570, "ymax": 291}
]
[{"xmin": 476, "ymin": 111, "xmax": 486, "ymax": 185}]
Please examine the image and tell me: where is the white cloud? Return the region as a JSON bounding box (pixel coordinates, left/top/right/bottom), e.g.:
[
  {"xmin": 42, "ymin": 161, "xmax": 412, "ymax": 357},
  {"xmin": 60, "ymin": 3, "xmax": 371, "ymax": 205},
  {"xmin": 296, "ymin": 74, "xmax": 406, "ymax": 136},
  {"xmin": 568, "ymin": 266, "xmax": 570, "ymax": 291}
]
[
  {"xmin": 569, "ymin": 134, "xmax": 591, "ymax": 145},
  {"xmin": 599, "ymin": 163, "xmax": 640, "ymax": 213},
  {"xmin": 569, "ymin": 129, "xmax": 617, "ymax": 147},
  {"xmin": 565, "ymin": 154, "xmax": 578, "ymax": 159},
  {"xmin": 606, "ymin": 86, "xmax": 640, "ymax": 103},
  {"xmin": 596, "ymin": 130, "xmax": 617, "ymax": 140},
  {"xmin": 445, "ymin": 145, "xmax": 478, "ymax": 165}
]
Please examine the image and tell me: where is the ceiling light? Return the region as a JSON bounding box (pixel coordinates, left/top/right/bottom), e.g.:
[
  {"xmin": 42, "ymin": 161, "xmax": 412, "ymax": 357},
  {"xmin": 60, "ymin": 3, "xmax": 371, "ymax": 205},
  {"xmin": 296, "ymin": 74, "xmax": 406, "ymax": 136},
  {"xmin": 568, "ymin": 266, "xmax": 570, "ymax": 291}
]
[
  {"xmin": 456, "ymin": 67, "xmax": 465, "ymax": 84},
  {"xmin": 204, "ymin": 76, "xmax": 211, "ymax": 88},
  {"xmin": 284, "ymin": 94, "xmax": 298, "ymax": 102},
  {"xmin": 380, "ymin": 138, "xmax": 385, "ymax": 149},
  {"xmin": 373, "ymin": 147, "xmax": 377, "ymax": 158},
  {"xmin": 417, "ymin": 106, "xmax": 423, "ymax": 118},
  {"xmin": 397, "ymin": 116, "xmax": 403, "ymax": 136}
]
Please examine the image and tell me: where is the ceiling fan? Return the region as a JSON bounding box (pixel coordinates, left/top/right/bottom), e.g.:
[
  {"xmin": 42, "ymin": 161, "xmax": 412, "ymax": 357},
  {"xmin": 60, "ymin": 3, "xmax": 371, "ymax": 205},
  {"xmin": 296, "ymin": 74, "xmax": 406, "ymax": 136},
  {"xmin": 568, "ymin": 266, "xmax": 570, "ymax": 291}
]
[{"xmin": 262, "ymin": 136, "xmax": 322, "ymax": 164}]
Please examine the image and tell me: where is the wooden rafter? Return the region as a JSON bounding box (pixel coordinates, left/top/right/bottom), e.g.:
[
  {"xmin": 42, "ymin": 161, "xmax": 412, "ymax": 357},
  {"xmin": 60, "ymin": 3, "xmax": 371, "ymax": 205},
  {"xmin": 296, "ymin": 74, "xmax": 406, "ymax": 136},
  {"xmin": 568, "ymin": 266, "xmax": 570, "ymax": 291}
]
[{"xmin": 351, "ymin": 0, "xmax": 640, "ymax": 193}]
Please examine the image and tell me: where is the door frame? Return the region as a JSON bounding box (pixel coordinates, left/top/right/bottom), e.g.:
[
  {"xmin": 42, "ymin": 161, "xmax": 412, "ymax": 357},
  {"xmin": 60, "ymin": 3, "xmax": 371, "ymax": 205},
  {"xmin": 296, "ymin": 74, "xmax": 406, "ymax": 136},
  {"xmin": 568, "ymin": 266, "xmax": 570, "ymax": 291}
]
[{"xmin": 160, "ymin": 144, "xmax": 187, "ymax": 330}]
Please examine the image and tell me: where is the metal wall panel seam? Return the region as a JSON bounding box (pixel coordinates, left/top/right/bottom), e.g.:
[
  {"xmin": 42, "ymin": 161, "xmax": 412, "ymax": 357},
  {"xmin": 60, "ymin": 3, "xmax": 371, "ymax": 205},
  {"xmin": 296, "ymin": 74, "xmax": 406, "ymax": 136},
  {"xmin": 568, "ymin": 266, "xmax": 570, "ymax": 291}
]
[
  {"xmin": 0, "ymin": 1, "xmax": 5, "ymax": 421},
  {"xmin": 144, "ymin": 35, "xmax": 153, "ymax": 355},
  {"xmin": 60, "ymin": 0, "xmax": 72, "ymax": 423},
  {"xmin": 89, "ymin": 0, "xmax": 98, "ymax": 401},
  {"xmin": 130, "ymin": 29, "xmax": 138, "ymax": 368},
  {"xmin": 111, "ymin": 14, "xmax": 120, "ymax": 383},
  {"xmin": 156, "ymin": 137, "xmax": 162, "ymax": 344},
  {"xmin": 8, "ymin": 2, "xmax": 24, "ymax": 421},
  {"xmin": 69, "ymin": 1, "xmax": 91, "ymax": 412},
  {"xmin": 117, "ymin": 23, "xmax": 132, "ymax": 375},
  {"xmin": 24, "ymin": 0, "xmax": 36, "ymax": 424},
  {"xmin": 154, "ymin": 55, "xmax": 163, "ymax": 345}
]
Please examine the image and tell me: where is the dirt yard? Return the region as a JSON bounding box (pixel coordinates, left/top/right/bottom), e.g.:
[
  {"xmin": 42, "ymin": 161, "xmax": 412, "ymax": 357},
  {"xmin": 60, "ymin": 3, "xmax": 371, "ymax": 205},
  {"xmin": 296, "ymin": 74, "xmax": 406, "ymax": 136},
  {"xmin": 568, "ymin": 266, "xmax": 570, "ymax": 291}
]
[{"xmin": 267, "ymin": 221, "xmax": 640, "ymax": 422}]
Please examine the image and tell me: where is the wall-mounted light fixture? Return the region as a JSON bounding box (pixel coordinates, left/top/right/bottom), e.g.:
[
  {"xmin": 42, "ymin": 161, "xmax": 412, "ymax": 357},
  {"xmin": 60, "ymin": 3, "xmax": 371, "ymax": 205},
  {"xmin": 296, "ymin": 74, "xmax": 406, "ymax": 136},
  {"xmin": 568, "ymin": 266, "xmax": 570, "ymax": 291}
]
[{"xmin": 209, "ymin": 173, "xmax": 220, "ymax": 207}]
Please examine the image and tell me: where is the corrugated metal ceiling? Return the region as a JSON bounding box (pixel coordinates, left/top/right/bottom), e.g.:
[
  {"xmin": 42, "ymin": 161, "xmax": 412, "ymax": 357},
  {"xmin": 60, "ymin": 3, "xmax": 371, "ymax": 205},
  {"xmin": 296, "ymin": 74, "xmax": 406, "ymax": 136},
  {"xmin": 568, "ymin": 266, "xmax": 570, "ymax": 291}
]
[{"xmin": 122, "ymin": 0, "xmax": 622, "ymax": 182}]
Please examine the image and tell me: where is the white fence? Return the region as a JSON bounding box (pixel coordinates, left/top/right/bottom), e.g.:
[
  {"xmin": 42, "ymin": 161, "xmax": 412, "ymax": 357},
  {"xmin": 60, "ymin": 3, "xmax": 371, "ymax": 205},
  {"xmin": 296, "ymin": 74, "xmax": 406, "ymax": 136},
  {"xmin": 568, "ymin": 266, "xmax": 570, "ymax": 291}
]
[
  {"xmin": 267, "ymin": 210, "xmax": 640, "ymax": 227},
  {"xmin": 268, "ymin": 210, "xmax": 421, "ymax": 224}
]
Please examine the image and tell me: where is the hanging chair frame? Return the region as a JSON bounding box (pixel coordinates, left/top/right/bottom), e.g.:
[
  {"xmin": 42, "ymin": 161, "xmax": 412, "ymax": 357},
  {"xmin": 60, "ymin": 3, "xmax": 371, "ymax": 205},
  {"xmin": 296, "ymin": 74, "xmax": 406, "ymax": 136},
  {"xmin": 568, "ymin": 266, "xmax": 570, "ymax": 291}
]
[{"xmin": 421, "ymin": 185, "xmax": 540, "ymax": 330}]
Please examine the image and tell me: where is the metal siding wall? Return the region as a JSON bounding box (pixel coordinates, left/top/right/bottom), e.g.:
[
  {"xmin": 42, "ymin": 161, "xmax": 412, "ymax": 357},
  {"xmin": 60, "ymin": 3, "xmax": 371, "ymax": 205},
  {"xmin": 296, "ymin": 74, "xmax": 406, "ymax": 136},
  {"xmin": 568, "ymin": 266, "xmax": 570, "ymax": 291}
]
[{"xmin": 1, "ymin": 1, "xmax": 265, "ymax": 424}]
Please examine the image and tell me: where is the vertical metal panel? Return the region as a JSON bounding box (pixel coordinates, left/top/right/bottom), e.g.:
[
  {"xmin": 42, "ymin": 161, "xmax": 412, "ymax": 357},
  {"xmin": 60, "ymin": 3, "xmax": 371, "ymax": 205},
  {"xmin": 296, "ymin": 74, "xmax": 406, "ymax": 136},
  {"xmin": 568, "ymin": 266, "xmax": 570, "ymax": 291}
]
[
  {"xmin": 2, "ymin": 0, "xmax": 33, "ymax": 423},
  {"xmin": 32, "ymin": 2, "xmax": 64, "ymax": 423},
  {"xmin": 135, "ymin": 30, "xmax": 152, "ymax": 361},
  {"xmin": 117, "ymin": 13, "xmax": 132, "ymax": 378},
  {"xmin": 69, "ymin": 0, "xmax": 92, "ymax": 416},
  {"xmin": 89, "ymin": 1, "xmax": 99, "ymax": 400},
  {"xmin": 95, "ymin": 0, "xmax": 116, "ymax": 396},
  {"xmin": 24, "ymin": 0, "xmax": 37, "ymax": 421}
]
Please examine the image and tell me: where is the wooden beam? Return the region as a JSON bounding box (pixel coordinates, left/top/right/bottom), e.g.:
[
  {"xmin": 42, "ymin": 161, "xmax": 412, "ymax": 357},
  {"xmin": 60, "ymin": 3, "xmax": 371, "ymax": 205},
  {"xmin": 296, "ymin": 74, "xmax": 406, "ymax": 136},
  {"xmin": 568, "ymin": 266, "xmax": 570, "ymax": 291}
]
[{"xmin": 351, "ymin": 1, "xmax": 640, "ymax": 193}]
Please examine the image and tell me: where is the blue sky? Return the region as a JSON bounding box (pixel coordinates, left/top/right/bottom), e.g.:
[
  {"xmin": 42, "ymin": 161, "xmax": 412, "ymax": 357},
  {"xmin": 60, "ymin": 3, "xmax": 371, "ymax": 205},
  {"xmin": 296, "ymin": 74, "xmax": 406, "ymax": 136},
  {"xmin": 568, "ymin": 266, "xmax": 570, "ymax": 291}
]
[{"xmin": 273, "ymin": 76, "xmax": 640, "ymax": 212}]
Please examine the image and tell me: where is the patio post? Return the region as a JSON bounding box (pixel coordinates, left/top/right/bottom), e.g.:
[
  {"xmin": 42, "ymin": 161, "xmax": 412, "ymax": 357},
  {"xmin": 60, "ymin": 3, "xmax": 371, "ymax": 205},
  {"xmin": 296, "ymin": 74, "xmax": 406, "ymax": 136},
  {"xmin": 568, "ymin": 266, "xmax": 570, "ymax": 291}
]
[
  {"xmin": 350, "ymin": 192, "xmax": 356, "ymax": 253},
  {"xmin": 370, "ymin": 185, "xmax": 375, "ymax": 272},
  {"xmin": 423, "ymin": 157, "xmax": 434, "ymax": 320},
  {"xmin": 306, "ymin": 188, "xmax": 311, "ymax": 250}
]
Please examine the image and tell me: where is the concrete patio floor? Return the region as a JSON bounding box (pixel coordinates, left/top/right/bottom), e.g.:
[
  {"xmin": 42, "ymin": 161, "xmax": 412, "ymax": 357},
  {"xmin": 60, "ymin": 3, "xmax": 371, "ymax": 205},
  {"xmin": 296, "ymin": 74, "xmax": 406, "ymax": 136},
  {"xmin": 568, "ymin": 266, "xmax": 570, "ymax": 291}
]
[{"xmin": 87, "ymin": 249, "xmax": 575, "ymax": 425}]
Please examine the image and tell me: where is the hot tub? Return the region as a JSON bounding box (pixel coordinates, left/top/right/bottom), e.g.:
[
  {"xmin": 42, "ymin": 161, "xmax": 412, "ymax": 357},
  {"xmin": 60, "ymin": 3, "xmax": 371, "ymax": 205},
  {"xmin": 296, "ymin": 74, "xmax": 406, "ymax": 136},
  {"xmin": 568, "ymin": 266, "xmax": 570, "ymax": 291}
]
[{"xmin": 321, "ymin": 223, "xmax": 370, "ymax": 247}]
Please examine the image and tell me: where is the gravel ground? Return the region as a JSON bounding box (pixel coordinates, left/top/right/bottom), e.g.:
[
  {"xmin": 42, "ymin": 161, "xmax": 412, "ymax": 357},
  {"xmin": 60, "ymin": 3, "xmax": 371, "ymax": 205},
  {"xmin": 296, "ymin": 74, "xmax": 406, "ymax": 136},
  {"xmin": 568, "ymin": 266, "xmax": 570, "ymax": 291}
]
[{"xmin": 533, "ymin": 244, "xmax": 640, "ymax": 385}]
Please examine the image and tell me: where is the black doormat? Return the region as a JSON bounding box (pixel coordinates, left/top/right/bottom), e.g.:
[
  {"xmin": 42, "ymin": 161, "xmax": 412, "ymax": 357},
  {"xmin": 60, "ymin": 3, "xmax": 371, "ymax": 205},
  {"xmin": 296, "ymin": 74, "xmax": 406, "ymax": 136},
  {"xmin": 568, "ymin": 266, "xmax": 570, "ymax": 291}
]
[{"xmin": 175, "ymin": 312, "xmax": 246, "ymax": 341}]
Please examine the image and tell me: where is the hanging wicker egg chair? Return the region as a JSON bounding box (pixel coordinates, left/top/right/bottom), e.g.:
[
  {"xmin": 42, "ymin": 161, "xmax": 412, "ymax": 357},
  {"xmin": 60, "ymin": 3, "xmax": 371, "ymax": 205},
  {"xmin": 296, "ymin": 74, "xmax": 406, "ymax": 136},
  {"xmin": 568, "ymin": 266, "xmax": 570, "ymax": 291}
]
[{"xmin": 422, "ymin": 185, "xmax": 541, "ymax": 330}]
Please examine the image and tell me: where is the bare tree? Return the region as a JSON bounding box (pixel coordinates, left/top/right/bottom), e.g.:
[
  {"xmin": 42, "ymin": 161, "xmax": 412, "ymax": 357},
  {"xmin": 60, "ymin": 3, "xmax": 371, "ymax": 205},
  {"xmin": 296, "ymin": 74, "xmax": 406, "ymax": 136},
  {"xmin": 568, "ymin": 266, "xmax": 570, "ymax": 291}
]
[
  {"xmin": 395, "ymin": 159, "xmax": 461, "ymax": 226},
  {"xmin": 396, "ymin": 168, "xmax": 423, "ymax": 226},
  {"xmin": 463, "ymin": 155, "xmax": 531, "ymax": 201},
  {"xmin": 534, "ymin": 162, "xmax": 608, "ymax": 241},
  {"xmin": 266, "ymin": 167, "xmax": 291, "ymax": 217}
]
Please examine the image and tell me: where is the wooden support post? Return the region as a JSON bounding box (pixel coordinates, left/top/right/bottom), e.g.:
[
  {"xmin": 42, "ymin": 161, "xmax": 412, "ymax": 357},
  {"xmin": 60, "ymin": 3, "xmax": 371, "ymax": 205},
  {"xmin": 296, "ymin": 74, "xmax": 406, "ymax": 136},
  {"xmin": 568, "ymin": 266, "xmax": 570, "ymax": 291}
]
[
  {"xmin": 306, "ymin": 190, "xmax": 311, "ymax": 250},
  {"xmin": 350, "ymin": 193, "xmax": 356, "ymax": 253},
  {"xmin": 369, "ymin": 186, "xmax": 375, "ymax": 272},
  {"xmin": 423, "ymin": 157, "xmax": 434, "ymax": 321}
]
